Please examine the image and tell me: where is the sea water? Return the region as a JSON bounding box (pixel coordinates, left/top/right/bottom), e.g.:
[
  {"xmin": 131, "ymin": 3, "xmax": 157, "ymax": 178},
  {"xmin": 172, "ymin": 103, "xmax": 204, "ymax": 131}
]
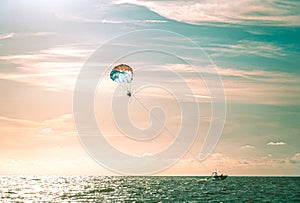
[{"xmin": 0, "ymin": 176, "xmax": 299, "ymax": 202}]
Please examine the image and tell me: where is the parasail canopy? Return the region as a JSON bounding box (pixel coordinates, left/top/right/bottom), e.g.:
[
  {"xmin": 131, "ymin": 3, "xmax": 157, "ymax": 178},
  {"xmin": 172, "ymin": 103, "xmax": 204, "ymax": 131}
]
[
  {"xmin": 110, "ymin": 64, "xmax": 133, "ymax": 97},
  {"xmin": 110, "ymin": 64, "xmax": 133, "ymax": 83}
]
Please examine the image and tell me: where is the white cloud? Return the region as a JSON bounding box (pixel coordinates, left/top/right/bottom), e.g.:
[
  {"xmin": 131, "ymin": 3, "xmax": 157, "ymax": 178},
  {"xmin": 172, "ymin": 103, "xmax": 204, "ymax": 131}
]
[
  {"xmin": 56, "ymin": 13, "xmax": 168, "ymax": 24},
  {"xmin": 163, "ymin": 63, "xmax": 299, "ymax": 84},
  {"xmin": 0, "ymin": 32, "xmax": 56, "ymax": 40},
  {"xmin": 23, "ymin": 32, "xmax": 57, "ymax": 37},
  {"xmin": 267, "ymin": 141, "xmax": 287, "ymax": 146},
  {"xmin": 290, "ymin": 153, "xmax": 300, "ymax": 164},
  {"xmin": 0, "ymin": 116, "xmax": 39, "ymax": 127},
  {"xmin": 0, "ymin": 33, "xmax": 16, "ymax": 40},
  {"xmin": 0, "ymin": 114, "xmax": 73, "ymax": 130},
  {"xmin": 200, "ymin": 152, "xmax": 300, "ymax": 175},
  {"xmin": 241, "ymin": 145, "xmax": 256, "ymax": 149},
  {"xmin": 0, "ymin": 44, "xmax": 94, "ymax": 91},
  {"xmin": 185, "ymin": 94, "xmax": 212, "ymax": 99},
  {"xmin": 207, "ymin": 40, "xmax": 287, "ymax": 59},
  {"xmin": 1, "ymin": 113, "xmax": 76, "ymax": 144},
  {"xmin": 152, "ymin": 63, "xmax": 300, "ymax": 105},
  {"xmin": 40, "ymin": 128, "xmax": 55, "ymax": 133},
  {"xmin": 200, "ymin": 65, "xmax": 300, "ymax": 105},
  {"xmin": 114, "ymin": 0, "xmax": 300, "ymax": 26}
]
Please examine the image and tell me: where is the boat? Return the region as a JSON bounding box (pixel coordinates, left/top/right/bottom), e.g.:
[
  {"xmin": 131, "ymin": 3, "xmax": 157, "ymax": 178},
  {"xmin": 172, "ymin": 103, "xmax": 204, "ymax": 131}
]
[{"xmin": 211, "ymin": 171, "xmax": 228, "ymax": 180}]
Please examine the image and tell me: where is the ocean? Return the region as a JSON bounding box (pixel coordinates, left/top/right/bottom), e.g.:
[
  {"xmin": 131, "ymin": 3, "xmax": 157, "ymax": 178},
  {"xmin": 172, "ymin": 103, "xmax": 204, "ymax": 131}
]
[{"xmin": 0, "ymin": 176, "xmax": 299, "ymax": 202}]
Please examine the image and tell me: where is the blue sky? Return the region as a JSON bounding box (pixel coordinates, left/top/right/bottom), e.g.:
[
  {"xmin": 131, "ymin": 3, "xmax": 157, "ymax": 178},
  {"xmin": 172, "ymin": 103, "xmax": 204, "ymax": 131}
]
[{"xmin": 0, "ymin": 0, "xmax": 299, "ymax": 175}]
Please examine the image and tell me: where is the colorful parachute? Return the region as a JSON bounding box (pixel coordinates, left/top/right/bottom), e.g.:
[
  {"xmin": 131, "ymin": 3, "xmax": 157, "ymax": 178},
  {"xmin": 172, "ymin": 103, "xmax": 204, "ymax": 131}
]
[{"xmin": 110, "ymin": 64, "xmax": 133, "ymax": 96}]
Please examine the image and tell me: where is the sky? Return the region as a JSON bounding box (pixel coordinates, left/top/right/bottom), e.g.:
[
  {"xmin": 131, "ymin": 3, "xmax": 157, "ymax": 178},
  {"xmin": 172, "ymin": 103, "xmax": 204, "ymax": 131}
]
[{"xmin": 0, "ymin": 0, "xmax": 300, "ymax": 176}]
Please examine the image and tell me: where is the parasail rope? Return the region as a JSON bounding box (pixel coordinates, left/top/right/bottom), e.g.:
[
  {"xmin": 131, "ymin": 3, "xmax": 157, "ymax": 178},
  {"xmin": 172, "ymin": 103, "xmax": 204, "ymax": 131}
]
[
  {"xmin": 117, "ymin": 83, "xmax": 212, "ymax": 176},
  {"xmin": 131, "ymin": 93, "xmax": 212, "ymax": 176},
  {"xmin": 132, "ymin": 94, "xmax": 174, "ymax": 139}
]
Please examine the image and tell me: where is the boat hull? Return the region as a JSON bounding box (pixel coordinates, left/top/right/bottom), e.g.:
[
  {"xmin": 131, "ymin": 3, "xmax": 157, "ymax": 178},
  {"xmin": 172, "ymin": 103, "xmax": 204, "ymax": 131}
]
[{"xmin": 213, "ymin": 175, "xmax": 228, "ymax": 180}]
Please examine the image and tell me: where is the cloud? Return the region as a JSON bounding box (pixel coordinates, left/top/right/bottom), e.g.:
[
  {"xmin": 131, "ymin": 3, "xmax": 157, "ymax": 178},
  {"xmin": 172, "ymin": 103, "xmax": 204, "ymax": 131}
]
[
  {"xmin": 0, "ymin": 44, "xmax": 94, "ymax": 91},
  {"xmin": 267, "ymin": 141, "xmax": 287, "ymax": 146},
  {"xmin": 164, "ymin": 63, "xmax": 299, "ymax": 84},
  {"xmin": 0, "ymin": 113, "xmax": 76, "ymax": 153},
  {"xmin": 290, "ymin": 153, "xmax": 300, "ymax": 164},
  {"xmin": 0, "ymin": 33, "xmax": 16, "ymax": 40},
  {"xmin": 0, "ymin": 116, "xmax": 39, "ymax": 127},
  {"xmin": 162, "ymin": 63, "xmax": 300, "ymax": 105},
  {"xmin": 185, "ymin": 94, "xmax": 212, "ymax": 99},
  {"xmin": 207, "ymin": 40, "xmax": 287, "ymax": 59},
  {"xmin": 22, "ymin": 32, "xmax": 57, "ymax": 37},
  {"xmin": 0, "ymin": 114, "xmax": 73, "ymax": 133},
  {"xmin": 57, "ymin": 13, "xmax": 168, "ymax": 24},
  {"xmin": 200, "ymin": 152, "xmax": 300, "ymax": 175},
  {"xmin": 114, "ymin": 0, "xmax": 300, "ymax": 26},
  {"xmin": 54, "ymin": 0, "xmax": 169, "ymax": 26},
  {"xmin": 214, "ymin": 67, "xmax": 299, "ymax": 105},
  {"xmin": 40, "ymin": 128, "xmax": 55, "ymax": 133},
  {"xmin": 241, "ymin": 145, "xmax": 256, "ymax": 149},
  {"xmin": 0, "ymin": 32, "xmax": 56, "ymax": 41}
]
